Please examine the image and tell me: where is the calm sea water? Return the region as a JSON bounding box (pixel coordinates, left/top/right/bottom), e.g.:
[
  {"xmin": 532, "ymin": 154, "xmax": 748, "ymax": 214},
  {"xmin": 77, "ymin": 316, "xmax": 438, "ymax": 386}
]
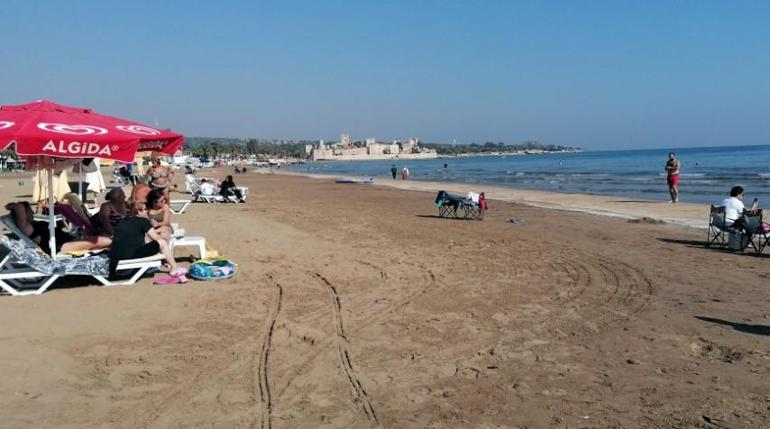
[{"xmin": 286, "ymin": 145, "xmax": 770, "ymax": 204}]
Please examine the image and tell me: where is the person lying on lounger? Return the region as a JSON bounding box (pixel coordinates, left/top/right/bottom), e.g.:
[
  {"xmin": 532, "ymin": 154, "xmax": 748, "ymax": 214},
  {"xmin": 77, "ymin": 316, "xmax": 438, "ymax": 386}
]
[
  {"xmin": 5, "ymin": 201, "xmax": 111, "ymax": 254},
  {"xmin": 108, "ymin": 202, "xmax": 184, "ymax": 278},
  {"xmin": 51, "ymin": 193, "xmax": 112, "ymax": 249}
]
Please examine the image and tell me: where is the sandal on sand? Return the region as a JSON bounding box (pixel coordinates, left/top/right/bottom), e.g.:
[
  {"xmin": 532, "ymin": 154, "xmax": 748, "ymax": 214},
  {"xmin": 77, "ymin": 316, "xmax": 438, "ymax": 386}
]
[{"xmin": 154, "ymin": 275, "xmax": 185, "ymax": 285}]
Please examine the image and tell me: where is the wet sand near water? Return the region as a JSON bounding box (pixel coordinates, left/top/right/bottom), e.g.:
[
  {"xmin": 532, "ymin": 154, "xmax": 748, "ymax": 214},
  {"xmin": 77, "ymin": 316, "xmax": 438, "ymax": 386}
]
[{"xmin": 0, "ymin": 171, "xmax": 768, "ymax": 428}]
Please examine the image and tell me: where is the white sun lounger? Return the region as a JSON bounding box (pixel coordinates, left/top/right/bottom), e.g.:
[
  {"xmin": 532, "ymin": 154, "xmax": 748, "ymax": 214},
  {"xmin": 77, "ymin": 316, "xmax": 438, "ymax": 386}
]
[
  {"xmin": 93, "ymin": 254, "xmax": 164, "ymax": 287},
  {"xmin": 169, "ymin": 199, "xmax": 192, "ymax": 214},
  {"xmin": 0, "ymin": 215, "xmax": 164, "ymax": 296},
  {"xmin": 0, "ymin": 239, "xmax": 164, "ymax": 296}
]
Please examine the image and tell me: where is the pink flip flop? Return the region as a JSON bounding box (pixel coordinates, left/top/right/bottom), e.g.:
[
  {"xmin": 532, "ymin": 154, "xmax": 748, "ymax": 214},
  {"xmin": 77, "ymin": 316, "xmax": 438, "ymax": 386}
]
[{"xmin": 154, "ymin": 275, "xmax": 184, "ymax": 285}]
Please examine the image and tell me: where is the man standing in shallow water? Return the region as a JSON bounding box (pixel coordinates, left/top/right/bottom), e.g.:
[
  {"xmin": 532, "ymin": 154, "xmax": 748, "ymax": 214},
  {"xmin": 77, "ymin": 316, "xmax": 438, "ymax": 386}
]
[{"xmin": 665, "ymin": 152, "xmax": 680, "ymax": 203}]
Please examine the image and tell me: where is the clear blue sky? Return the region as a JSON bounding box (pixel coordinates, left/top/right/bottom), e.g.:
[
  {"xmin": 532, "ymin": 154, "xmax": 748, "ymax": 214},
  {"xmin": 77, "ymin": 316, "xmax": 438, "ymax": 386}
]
[{"xmin": 2, "ymin": 1, "xmax": 769, "ymax": 149}]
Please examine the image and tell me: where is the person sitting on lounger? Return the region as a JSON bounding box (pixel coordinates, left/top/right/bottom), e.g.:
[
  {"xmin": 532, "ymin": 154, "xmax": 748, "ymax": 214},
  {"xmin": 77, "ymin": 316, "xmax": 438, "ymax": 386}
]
[
  {"xmin": 198, "ymin": 178, "xmax": 217, "ymax": 196},
  {"xmin": 92, "ymin": 187, "xmax": 128, "ymax": 237},
  {"xmin": 146, "ymin": 189, "xmax": 171, "ymax": 228},
  {"xmin": 6, "ymin": 201, "xmax": 110, "ymax": 254},
  {"xmin": 220, "ymin": 175, "xmax": 244, "ymax": 202},
  {"xmin": 109, "ymin": 202, "xmax": 184, "ymax": 278}
]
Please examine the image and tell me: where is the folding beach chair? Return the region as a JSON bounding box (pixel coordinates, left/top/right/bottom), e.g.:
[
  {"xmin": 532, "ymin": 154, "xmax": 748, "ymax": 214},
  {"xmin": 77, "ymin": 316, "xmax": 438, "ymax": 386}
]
[
  {"xmin": 740, "ymin": 209, "xmax": 768, "ymax": 254},
  {"xmin": 706, "ymin": 205, "xmax": 729, "ymax": 248},
  {"xmin": 463, "ymin": 203, "xmax": 484, "ymax": 221},
  {"xmin": 435, "ymin": 191, "xmax": 484, "ymax": 221},
  {"xmin": 436, "ymin": 191, "xmax": 462, "ymax": 218}
]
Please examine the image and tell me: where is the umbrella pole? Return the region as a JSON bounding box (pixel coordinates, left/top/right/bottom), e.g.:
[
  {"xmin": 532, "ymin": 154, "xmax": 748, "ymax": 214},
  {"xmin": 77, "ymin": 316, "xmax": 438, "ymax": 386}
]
[
  {"xmin": 78, "ymin": 163, "xmax": 83, "ymax": 200},
  {"xmin": 47, "ymin": 160, "xmax": 57, "ymax": 260}
]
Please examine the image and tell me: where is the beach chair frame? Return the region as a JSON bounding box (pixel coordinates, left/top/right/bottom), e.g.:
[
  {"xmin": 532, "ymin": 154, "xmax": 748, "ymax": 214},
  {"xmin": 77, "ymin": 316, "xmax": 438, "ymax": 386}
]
[
  {"xmin": 0, "ymin": 245, "xmax": 164, "ymax": 295},
  {"xmin": 435, "ymin": 191, "xmax": 484, "ymax": 221},
  {"xmin": 706, "ymin": 205, "xmax": 729, "ymax": 248},
  {"xmin": 740, "ymin": 209, "xmax": 768, "ymax": 254},
  {"xmin": 169, "ymin": 199, "xmax": 192, "ymax": 214},
  {"xmin": 464, "ymin": 203, "xmax": 485, "ymax": 221},
  {"xmin": 0, "ymin": 250, "xmax": 61, "ymax": 296},
  {"xmin": 93, "ymin": 254, "xmax": 164, "ymax": 286}
]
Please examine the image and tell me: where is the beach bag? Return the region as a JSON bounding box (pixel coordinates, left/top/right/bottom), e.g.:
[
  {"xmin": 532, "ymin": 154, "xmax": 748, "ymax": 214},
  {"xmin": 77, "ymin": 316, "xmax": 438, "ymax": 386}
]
[
  {"xmin": 189, "ymin": 259, "xmax": 237, "ymax": 281},
  {"xmin": 727, "ymin": 231, "xmax": 750, "ymax": 251}
]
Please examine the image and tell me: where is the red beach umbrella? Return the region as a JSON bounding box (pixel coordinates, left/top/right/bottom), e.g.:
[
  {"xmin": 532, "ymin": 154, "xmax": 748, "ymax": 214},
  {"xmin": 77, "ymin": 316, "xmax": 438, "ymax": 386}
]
[
  {"xmin": 0, "ymin": 100, "xmax": 185, "ymax": 258},
  {"xmin": 0, "ymin": 100, "xmax": 184, "ymax": 162}
]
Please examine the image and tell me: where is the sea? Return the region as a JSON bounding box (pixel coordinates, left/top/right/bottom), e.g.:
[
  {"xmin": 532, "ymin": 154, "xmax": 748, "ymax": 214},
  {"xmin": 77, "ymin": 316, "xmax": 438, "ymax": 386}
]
[{"xmin": 286, "ymin": 145, "xmax": 770, "ymax": 204}]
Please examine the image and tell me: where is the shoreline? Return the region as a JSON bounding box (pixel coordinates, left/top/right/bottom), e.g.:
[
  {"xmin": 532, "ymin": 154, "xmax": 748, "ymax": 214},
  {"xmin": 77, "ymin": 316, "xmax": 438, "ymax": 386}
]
[{"xmin": 276, "ymin": 170, "xmax": 708, "ymax": 229}]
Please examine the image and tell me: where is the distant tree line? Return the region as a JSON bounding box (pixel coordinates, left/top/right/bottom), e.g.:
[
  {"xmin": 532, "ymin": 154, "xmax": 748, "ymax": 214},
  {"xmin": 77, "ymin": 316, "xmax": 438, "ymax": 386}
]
[
  {"xmin": 183, "ymin": 137, "xmax": 579, "ymax": 159},
  {"xmin": 421, "ymin": 141, "xmax": 579, "ymax": 155},
  {"xmin": 184, "ymin": 137, "xmax": 309, "ymax": 158}
]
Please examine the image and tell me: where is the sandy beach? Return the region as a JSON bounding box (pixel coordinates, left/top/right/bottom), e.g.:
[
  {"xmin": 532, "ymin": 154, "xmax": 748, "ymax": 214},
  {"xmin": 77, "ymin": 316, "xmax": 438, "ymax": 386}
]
[{"xmin": 1, "ymin": 170, "xmax": 769, "ymax": 428}]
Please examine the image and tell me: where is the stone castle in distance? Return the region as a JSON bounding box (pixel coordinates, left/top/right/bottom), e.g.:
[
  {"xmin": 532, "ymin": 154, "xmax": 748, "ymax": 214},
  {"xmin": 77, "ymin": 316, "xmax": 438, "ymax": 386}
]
[{"xmin": 306, "ymin": 134, "xmax": 438, "ymax": 161}]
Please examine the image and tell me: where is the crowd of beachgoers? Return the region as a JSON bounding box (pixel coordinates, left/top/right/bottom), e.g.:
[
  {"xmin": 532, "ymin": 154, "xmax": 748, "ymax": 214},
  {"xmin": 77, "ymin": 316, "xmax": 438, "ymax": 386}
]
[{"xmin": 2, "ymin": 159, "xmax": 245, "ymax": 285}]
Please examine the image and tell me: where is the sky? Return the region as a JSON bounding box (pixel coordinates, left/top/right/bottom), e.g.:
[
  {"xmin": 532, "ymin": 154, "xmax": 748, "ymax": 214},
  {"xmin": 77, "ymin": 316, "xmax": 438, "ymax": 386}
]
[{"xmin": 1, "ymin": 1, "xmax": 769, "ymax": 150}]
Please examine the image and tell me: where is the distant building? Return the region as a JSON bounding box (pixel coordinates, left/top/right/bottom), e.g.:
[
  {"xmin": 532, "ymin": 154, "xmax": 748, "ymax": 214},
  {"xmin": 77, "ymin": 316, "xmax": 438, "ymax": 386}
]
[{"xmin": 310, "ymin": 133, "xmax": 437, "ymax": 161}]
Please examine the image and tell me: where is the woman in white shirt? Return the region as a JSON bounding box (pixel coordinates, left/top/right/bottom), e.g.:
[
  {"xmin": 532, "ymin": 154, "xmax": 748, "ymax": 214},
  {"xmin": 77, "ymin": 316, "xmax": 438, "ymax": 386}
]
[{"xmin": 721, "ymin": 186, "xmax": 746, "ymax": 227}]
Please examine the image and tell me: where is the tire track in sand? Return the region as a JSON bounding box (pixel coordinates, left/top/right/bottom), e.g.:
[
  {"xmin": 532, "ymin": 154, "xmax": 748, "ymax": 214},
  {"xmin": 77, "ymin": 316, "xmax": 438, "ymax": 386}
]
[
  {"xmin": 251, "ymin": 278, "xmax": 283, "ymax": 429},
  {"xmin": 315, "ymin": 272, "xmax": 380, "ymax": 426},
  {"xmin": 137, "ymin": 286, "xmax": 269, "ymax": 428},
  {"xmin": 275, "ymin": 262, "xmax": 437, "ymax": 402}
]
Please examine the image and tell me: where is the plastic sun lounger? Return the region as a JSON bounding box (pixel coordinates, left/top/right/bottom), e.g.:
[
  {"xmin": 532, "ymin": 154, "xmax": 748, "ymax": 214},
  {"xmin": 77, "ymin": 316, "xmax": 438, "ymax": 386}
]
[
  {"xmin": 195, "ymin": 193, "xmax": 226, "ymax": 203},
  {"xmin": 169, "ymin": 199, "xmax": 192, "ymax": 214},
  {"xmin": 0, "ymin": 240, "xmax": 164, "ymax": 295},
  {"xmin": 0, "ymin": 215, "xmax": 164, "ymax": 296},
  {"xmin": 92, "ymin": 254, "xmax": 164, "ymax": 287}
]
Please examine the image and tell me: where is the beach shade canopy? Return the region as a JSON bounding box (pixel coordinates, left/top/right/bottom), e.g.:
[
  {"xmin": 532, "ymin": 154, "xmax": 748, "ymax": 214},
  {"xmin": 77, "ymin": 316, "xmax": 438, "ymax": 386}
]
[
  {"xmin": 0, "ymin": 100, "xmax": 184, "ymax": 163},
  {"xmin": 0, "ymin": 100, "xmax": 184, "ymax": 259}
]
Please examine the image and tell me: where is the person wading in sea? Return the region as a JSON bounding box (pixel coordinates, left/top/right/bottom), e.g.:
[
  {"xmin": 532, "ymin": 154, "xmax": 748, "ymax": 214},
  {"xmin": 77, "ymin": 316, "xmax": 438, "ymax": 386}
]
[
  {"xmin": 665, "ymin": 152, "xmax": 680, "ymax": 203},
  {"xmin": 390, "ymin": 164, "xmax": 398, "ymax": 179}
]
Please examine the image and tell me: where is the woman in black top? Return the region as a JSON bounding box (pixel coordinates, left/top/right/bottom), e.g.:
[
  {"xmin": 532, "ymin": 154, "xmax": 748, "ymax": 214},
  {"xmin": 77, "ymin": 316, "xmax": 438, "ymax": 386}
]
[{"xmin": 109, "ymin": 202, "xmax": 184, "ymax": 277}]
